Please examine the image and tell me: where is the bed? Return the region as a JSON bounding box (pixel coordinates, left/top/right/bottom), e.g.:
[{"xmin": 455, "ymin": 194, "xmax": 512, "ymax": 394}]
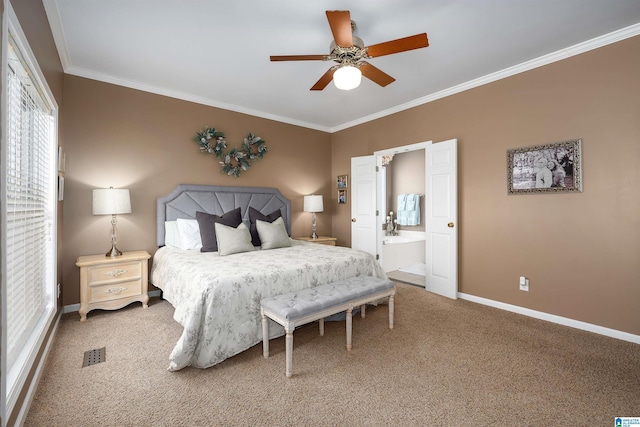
[{"xmin": 150, "ymin": 184, "xmax": 387, "ymax": 371}]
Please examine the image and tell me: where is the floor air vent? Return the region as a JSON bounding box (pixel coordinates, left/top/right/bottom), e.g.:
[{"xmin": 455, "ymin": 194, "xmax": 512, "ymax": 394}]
[{"xmin": 82, "ymin": 347, "xmax": 106, "ymax": 367}]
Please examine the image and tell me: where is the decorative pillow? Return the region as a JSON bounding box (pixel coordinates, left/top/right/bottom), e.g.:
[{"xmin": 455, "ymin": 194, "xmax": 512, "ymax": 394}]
[
  {"xmin": 248, "ymin": 207, "xmax": 283, "ymax": 246},
  {"xmin": 164, "ymin": 221, "xmax": 181, "ymax": 249},
  {"xmin": 214, "ymin": 222, "xmax": 255, "ymax": 256},
  {"xmin": 196, "ymin": 208, "xmax": 243, "ymax": 252},
  {"xmin": 256, "ymin": 217, "xmax": 292, "ymax": 250},
  {"xmin": 176, "ymin": 218, "xmax": 202, "ymax": 250}
]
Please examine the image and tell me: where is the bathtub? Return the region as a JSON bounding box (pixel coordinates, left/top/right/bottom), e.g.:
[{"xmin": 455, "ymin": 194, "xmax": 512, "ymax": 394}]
[
  {"xmin": 380, "ymin": 231, "xmax": 426, "ymax": 273},
  {"xmin": 382, "ymin": 236, "xmax": 422, "ymax": 245}
]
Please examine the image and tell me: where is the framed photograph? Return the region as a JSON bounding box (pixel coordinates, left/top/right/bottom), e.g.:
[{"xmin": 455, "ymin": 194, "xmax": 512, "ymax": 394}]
[
  {"xmin": 58, "ymin": 176, "xmax": 64, "ymax": 201},
  {"xmin": 338, "ymin": 189, "xmax": 347, "ymax": 204},
  {"xmin": 337, "ymin": 174, "xmax": 348, "ymax": 189},
  {"xmin": 58, "ymin": 146, "xmax": 66, "ymax": 173},
  {"xmin": 507, "ymin": 139, "xmax": 582, "ymax": 195}
]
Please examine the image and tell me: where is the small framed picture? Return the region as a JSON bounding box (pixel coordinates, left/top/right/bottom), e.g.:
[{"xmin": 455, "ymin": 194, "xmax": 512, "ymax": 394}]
[
  {"xmin": 58, "ymin": 147, "xmax": 66, "ymax": 173},
  {"xmin": 337, "ymin": 174, "xmax": 348, "ymax": 188},
  {"xmin": 58, "ymin": 176, "xmax": 64, "ymax": 201},
  {"xmin": 338, "ymin": 189, "xmax": 347, "ymax": 204},
  {"xmin": 507, "ymin": 139, "xmax": 582, "ymax": 195}
]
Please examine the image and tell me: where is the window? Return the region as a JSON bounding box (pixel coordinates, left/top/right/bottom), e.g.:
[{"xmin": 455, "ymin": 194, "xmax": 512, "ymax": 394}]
[{"xmin": 1, "ymin": 7, "xmax": 58, "ymax": 419}]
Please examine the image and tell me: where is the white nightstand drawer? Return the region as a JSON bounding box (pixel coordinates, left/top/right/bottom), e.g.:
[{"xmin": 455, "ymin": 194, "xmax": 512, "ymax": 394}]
[
  {"xmin": 89, "ymin": 280, "xmax": 142, "ymax": 303},
  {"xmin": 89, "ymin": 262, "xmax": 141, "ymax": 284}
]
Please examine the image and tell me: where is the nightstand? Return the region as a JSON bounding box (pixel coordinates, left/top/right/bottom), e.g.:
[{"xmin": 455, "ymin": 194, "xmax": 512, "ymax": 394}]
[
  {"xmin": 294, "ymin": 236, "xmax": 338, "ymax": 246},
  {"xmin": 76, "ymin": 250, "xmax": 151, "ymax": 321}
]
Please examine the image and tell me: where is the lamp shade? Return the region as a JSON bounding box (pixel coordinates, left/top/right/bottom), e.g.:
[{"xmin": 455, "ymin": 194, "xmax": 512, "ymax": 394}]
[
  {"xmin": 333, "ymin": 65, "xmax": 362, "ymax": 90},
  {"xmin": 92, "ymin": 188, "xmax": 131, "ymax": 215},
  {"xmin": 303, "ymin": 195, "xmax": 324, "ymax": 213}
]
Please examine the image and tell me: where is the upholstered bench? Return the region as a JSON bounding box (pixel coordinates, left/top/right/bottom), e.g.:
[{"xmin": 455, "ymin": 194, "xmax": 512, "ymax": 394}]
[{"xmin": 260, "ymin": 276, "xmax": 396, "ymax": 377}]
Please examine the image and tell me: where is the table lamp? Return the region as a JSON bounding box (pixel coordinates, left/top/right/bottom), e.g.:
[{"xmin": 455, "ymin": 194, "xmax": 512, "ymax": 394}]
[
  {"xmin": 303, "ymin": 195, "xmax": 323, "ymax": 239},
  {"xmin": 93, "ymin": 187, "xmax": 131, "ymax": 257}
]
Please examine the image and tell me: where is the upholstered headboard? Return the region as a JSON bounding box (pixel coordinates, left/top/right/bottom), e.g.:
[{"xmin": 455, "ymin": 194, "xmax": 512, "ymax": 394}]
[{"xmin": 156, "ymin": 184, "xmax": 291, "ymax": 247}]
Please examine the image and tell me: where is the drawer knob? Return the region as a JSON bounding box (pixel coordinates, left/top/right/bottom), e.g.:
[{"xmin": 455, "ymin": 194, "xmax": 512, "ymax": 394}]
[
  {"xmin": 105, "ymin": 286, "xmax": 127, "ymax": 295},
  {"xmin": 105, "ymin": 269, "xmax": 127, "ymax": 277}
]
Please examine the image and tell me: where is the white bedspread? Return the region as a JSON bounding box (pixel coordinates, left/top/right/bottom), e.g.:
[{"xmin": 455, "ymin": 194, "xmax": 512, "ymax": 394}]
[{"xmin": 150, "ymin": 240, "xmax": 386, "ymax": 371}]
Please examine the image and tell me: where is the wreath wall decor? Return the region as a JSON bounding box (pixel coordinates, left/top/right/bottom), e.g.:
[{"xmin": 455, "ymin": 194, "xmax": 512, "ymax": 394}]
[{"xmin": 193, "ymin": 127, "xmax": 267, "ymax": 177}]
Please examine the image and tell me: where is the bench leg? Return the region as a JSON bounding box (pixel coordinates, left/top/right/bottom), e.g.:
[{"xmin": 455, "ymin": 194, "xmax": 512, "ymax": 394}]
[
  {"xmin": 346, "ymin": 307, "xmax": 353, "ymax": 351},
  {"xmin": 361, "ymin": 304, "xmax": 366, "ymax": 318},
  {"xmin": 388, "ymin": 295, "xmax": 395, "ymax": 329},
  {"xmin": 319, "ymin": 318, "xmax": 324, "ymax": 336},
  {"xmin": 262, "ymin": 313, "xmax": 269, "ymax": 358},
  {"xmin": 285, "ymin": 328, "xmax": 294, "ymax": 378}
]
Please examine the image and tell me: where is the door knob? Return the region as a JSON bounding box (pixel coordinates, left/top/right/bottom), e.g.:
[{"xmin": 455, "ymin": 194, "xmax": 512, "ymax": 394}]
[
  {"xmin": 351, "ymin": 218, "xmax": 357, "ymax": 222},
  {"xmin": 448, "ymin": 222, "xmax": 454, "ymax": 228}
]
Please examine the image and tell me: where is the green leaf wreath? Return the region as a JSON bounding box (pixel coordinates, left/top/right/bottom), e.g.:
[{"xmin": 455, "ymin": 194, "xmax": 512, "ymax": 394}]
[{"xmin": 193, "ymin": 127, "xmax": 267, "ymax": 177}]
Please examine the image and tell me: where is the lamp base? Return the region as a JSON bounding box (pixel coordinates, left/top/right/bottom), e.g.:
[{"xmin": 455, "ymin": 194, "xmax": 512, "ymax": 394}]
[
  {"xmin": 106, "ymin": 214, "xmax": 123, "ymax": 257},
  {"xmin": 310, "ymin": 212, "xmax": 318, "ymax": 240},
  {"xmin": 105, "ymin": 246, "xmax": 123, "ymax": 257}
]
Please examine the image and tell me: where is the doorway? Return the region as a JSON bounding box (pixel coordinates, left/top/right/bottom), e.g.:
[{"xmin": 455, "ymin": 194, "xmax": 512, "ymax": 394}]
[
  {"xmin": 376, "ymin": 142, "xmax": 431, "ymax": 287},
  {"xmin": 351, "ymin": 139, "xmax": 458, "ymax": 299}
]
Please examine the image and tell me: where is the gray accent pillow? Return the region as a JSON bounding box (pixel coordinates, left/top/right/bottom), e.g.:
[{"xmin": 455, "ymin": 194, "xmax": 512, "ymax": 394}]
[
  {"xmin": 256, "ymin": 217, "xmax": 292, "ymax": 250},
  {"xmin": 248, "ymin": 207, "xmax": 282, "ymax": 246},
  {"xmin": 196, "ymin": 208, "xmax": 242, "ymax": 252},
  {"xmin": 214, "ymin": 222, "xmax": 255, "ymax": 256}
]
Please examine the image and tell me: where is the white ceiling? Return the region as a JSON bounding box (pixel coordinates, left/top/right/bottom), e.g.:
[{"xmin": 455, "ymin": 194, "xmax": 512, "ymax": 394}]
[{"xmin": 44, "ymin": 1, "xmax": 640, "ymax": 132}]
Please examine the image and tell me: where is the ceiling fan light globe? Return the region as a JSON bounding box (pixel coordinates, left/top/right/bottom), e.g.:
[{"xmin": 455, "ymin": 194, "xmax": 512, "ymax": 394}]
[{"xmin": 333, "ymin": 66, "xmax": 362, "ymax": 90}]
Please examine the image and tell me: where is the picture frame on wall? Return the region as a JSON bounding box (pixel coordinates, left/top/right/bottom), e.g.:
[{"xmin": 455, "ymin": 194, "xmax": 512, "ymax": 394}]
[
  {"xmin": 338, "ymin": 189, "xmax": 347, "ymax": 204},
  {"xmin": 337, "ymin": 174, "xmax": 348, "ymax": 188},
  {"xmin": 58, "ymin": 176, "xmax": 64, "ymax": 201},
  {"xmin": 507, "ymin": 139, "xmax": 582, "ymax": 195},
  {"xmin": 58, "ymin": 146, "xmax": 66, "ymax": 173}
]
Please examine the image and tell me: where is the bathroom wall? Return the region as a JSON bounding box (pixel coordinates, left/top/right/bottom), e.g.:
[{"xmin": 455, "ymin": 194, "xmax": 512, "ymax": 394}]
[{"xmin": 387, "ymin": 150, "xmax": 425, "ymax": 232}]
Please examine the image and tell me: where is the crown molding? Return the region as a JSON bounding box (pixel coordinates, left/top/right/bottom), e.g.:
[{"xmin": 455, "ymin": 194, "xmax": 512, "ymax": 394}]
[
  {"xmin": 329, "ymin": 23, "xmax": 640, "ymax": 133},
  {"xmin": 64, "ymin": 65, "xmax": 331, "ymax": 133},
  {"xmin": 41, "ymin": 4, "xmax": 640, "ymax": 134},
  {"xmin": 42, "ymin": 0, "xmax": 71, "ymax": 71}
]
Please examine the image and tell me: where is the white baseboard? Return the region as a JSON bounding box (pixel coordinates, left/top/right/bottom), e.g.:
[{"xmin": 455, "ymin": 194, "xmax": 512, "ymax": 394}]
[
  {"xmin": 63, "ymin": 290, "xmax": 162, "ymax": 313},
  {"xmin": 63, "ymin": 303, "xmax": 80, "ymax": 314},
  {"xmin": 459, "ymin": 292, "xmax": 640, "ymax": 345}
]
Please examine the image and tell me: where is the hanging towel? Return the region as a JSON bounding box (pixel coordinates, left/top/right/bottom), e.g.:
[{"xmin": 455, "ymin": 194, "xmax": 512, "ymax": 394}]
[
  {"xmin": 397, "ymin": 194, "xmax": 408, "ymax": 225},
  {"xmin": 397, "ymin": 194, "xmax": 407, "ymax": 210},
  {"xmin": 406, "ymin": 194, "xmax": 421, "ymax": 226}
]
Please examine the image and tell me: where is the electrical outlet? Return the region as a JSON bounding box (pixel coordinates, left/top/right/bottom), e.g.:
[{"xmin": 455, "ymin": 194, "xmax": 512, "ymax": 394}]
[
  {"xmin": 57, "ymin": 283, "xmax": 61, "ymax": 298},
  {"xmin": 519, "ymin": 276, "xmax": 529, "ymax": 292}
]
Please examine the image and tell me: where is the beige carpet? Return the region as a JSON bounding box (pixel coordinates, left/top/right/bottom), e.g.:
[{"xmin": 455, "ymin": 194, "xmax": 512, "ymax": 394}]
[{"xmin": 25, "ymin": 283, "xmax": 639, "ymax": 426}]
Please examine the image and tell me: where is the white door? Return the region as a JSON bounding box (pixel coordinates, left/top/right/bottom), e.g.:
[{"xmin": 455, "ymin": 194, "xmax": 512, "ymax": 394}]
[
  {"xmin": 351, "ymin": 155, "xmax": 377, "ymax": 256},
  {"xmin": 425, "ymin": 139, "xmax": 458, "ymax": 299}
]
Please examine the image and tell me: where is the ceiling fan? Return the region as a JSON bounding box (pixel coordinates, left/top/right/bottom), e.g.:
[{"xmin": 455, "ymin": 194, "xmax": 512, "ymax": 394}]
[{"xmin": 270, "ymin": 10, "xmax": 429, "ymax": 91}]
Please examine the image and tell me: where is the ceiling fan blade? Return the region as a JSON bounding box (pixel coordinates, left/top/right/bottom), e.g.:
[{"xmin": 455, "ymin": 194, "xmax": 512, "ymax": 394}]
[
  {"xmin": 366, "ymin": 33, "xmax": 429, "ymax": 58},
  {"xmin": 270, "ymin": 55, "xmax": 326, "ymax": 61},
  {"xmin": 310, "ymin": 68, "xmax": 336, "ymax": 91},
  {"xmin": 359, "ymin": 62, "xmax": 395, "ymax": 87},
  {"xmin": 326, "ymin": 10, "xmax": 353, "ymax": 47}
]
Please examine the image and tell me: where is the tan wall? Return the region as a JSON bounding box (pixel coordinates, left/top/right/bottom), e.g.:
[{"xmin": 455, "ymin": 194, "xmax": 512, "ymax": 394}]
[
  {"xmin": 332, "ymin": 35, "xmax": 640, "ymax": 336},
  {"xmin": 61, "ymin": 76, "xmax": 332, "ymax": 306},
  {"xmin": 11, "ymin": 0, "xmax": 64, "ymax": 102}
]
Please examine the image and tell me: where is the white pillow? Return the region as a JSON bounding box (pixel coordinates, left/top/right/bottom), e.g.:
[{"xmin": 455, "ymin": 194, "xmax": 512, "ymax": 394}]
[
  {"xmin": 256, "ymin": 217, "xmax": 292, "ymax": 250},
  {"xmin": 164, "ymin": 221, "xmax": 181, "ymax": 249},
  {"xmin": 214, "ymin": 222, "xmax": 255, "ymax": 256},
  {"xmin": 176, "ymin": 218, "xmax": 202, "ymax": 250}
]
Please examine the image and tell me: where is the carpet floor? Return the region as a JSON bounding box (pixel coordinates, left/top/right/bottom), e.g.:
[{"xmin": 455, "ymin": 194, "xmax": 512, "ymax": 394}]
[{"xmin": 25, "ymin": 283, "xmax": 640, "ymax": 426}]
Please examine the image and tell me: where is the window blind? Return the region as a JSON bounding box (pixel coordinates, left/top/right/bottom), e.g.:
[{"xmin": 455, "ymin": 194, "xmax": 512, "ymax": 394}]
[{"xmin": 4, "ymin": 33, "xmax": 56, "ymax": 378}]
